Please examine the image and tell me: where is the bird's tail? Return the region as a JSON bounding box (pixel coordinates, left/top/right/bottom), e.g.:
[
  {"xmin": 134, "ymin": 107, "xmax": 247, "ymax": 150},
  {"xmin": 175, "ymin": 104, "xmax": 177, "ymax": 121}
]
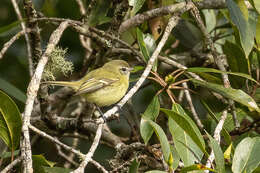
[{"xmin": 42, "ymin": 81, "xmax": 79, "ymax": 90}]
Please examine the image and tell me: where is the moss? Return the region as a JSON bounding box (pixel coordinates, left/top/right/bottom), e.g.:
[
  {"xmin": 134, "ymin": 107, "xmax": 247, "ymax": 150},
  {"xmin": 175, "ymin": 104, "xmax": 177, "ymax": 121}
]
[{"xmin": 43, "ymin": 47, "xmax": 74, "ymax": 81}]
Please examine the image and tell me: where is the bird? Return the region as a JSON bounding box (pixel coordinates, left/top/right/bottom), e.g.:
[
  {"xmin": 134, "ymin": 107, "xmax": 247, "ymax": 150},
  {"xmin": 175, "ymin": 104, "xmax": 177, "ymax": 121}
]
[{"xmin": 43, "ymin": 60, "xmax": 132, "ymax": 107}]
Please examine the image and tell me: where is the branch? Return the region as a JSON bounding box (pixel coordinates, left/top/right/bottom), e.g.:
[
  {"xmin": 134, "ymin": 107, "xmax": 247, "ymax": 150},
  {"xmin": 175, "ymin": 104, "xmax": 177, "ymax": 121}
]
[
  {"xmin": 20, "ymin": 21, "xmax": 69, "ymax": 173},
  {"xmin": 0, "ymin": 30, "xmax": 28, "ymax": 59},
  {"xmin": 10, "ymin": 0, "xmax": 33, "ymax": 76},
  {"xmin": 29, "ymin": 124, "xmax": 84, "ymax": 157},
  {"xmin": 1, "ymin": 156, "xmax": 22, "ymax": 173},
  {"xmin": 100, "ymin": 16, "xmax": 180, "ymax": 122},
  {"xmin": 205, "ymin": 110, "xmax": 228, "ymax": 170},
  {"xmin": 182, "ymin": 82, "xmax": 204, "ymax": 130},
  {"xmin": 23, "ymin": 0, "xmax": 42, "ymax": 63},
  {"xmin": 71, "ymin": 124, "xmax": 103, "ymax": 173},
  {"xmin": 118, "ymin": 0, "xmax": 226, "ymax": 34},
  {"xmin": 119, "ymin": 2, "xmax": 191, "ymax": 34}
]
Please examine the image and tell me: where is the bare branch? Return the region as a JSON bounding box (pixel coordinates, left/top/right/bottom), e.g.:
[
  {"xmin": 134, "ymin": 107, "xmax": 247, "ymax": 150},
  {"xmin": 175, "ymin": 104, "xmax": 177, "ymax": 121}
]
[
  {"xmin": 119, "ymin": 2, "xmax": 191, "ymax": 34},
  {"xmin": 182, "ymin": 82, "xmax": 204, "ymax": 130},
  {"xmin": 1, "ymin": 156, "xmax": 22, "ymax": 173},
  {"xmin": 21, "ymin": 21, "xmax": 69, "ymax": 173},
  {"xmin": 0, "ymin": 30, "xmax": 28, "ymax": 59},
  {"xmin": 100, "ymin": 16, "xmax": 180, "ymax": 124},
  {"xmin": 10, "ymin": 0, "xmax": 33, "ymax": 76},
  {"xmin": 205, "ymin": 110, "xmax": 228, "ymax": 171},
  {"xmin": 71, "ymin": 124, "xmax": 103, "ymax": 172}
]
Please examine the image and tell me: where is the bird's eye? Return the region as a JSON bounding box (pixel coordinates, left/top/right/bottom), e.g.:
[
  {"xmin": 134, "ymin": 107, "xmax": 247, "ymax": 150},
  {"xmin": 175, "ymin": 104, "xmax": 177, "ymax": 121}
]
[{"xmin": 121, "ymin": 67, "xmax": 127, "ymax": 72}]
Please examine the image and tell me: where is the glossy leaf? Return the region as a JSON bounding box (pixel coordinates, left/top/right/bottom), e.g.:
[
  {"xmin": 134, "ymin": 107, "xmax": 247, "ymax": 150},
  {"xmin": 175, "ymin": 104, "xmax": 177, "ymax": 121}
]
[
  {"xmin": 206, "ymin": 131, "xmax": 225, "ymax": 173},
  {"xmin": 232, "ymin": 137, "xmax": 260, "ymax": 173},
  {"xmin": 170, "ymin": 145, "xmax": 180, "ymax": 170},
  {"xmin": 128, "ymin": 158, "xmax": 140, "ymax": 173},
  {"xmin": 251, "ymin": 0, "xmax": 260, "ymax": 13},
  {"xmin": 0, "ymin": 78, "xmax": 26, "ymax": 103},
  {"xmin": 236, "ymin": 0, "xmax": 248, "ymax": 20},
  {"xmin": 43, "ymin": 167, "xmax": 71, "ymax": 173},
  {"xmin": 200, "ymin": 100, "xmax": 232, "ymax": 144},
  {"xmin": 169, "ymin": 118, "xmax": 204, "ymax": 166},
  {"xmin": 256, "ymin": 15, "xmax": 260, "ymax": 49},
  {"xmin": 136, "ymin": 28, "xmax": 157, "ymax": 71},
  {"xmin": 224, "ymin": 143, "xmax": 232, "ymax": 160},
  {"xmin": 146, "ymin": 120, "xmax": 171, "ymax": 164},
  {"xmin": 33, "ymin": 155, "xmax": 56, "ymax": 173},
  {"xmin": 129, "ymin": 0, "xmax": 146, "ymax": 16},
  {"xmin": 161, "ymin": 105, "xmax": 207, "ymax": 155},
  {"xmin": 140, "ymin": 96, "xmax": 160, "ymax": 144},
  {"xmin": 0, "ymin": 90, "xmax": 22, "ymax": 150},
  {"xmin": 180, "ymin": 164, "xmax": 216, "ymax": 173},
  {"xmin": 226, "ymin": 0, "xmax": 254, "ymax": 57},
  {"xmin": 191, "ymin": 79, "xmax": 260, "ymax": 112},
  {"xmin": 187, "ymin": 66, "xmax": 257, "ymax": 84}
]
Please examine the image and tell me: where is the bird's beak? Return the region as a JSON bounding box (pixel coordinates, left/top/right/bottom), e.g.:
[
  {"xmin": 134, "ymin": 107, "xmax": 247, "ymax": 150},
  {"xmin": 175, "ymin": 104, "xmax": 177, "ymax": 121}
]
[{"xmin": 128, "ymin": 67, "xmax": 134, "ymax": 72}]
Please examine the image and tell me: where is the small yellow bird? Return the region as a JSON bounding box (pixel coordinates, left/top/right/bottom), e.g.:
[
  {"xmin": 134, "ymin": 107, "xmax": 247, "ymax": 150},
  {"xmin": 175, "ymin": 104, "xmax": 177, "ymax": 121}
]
[{"xmin": 43, "ymin": 60, "xmax": 132, "ymax": 107}]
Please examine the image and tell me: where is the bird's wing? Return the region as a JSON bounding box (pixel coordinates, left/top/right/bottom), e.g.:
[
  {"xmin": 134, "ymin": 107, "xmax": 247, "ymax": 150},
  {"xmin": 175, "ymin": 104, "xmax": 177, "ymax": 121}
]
[{"xmin": 75, "ymin": 77, "xmax": 119, "ymax": 95}]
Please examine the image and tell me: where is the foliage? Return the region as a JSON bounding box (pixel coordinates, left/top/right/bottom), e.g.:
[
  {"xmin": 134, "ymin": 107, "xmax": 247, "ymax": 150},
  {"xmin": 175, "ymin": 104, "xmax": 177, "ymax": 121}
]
[{"xmin": 0, "ymin": 0, "xmax": 260, "ymax": 172}]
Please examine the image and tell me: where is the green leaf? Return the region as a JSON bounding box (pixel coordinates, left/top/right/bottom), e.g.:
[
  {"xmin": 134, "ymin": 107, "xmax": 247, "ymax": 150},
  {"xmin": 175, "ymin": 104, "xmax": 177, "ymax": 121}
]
[
  {"xmin": 161, "ymin": 104, "xmax": 207, "ymax": 155},
  {"xmin": 222, "ymin": 41, "xmax": 249, "ymax": 87},
  {"xmin": 251, "ymin": 0, "xmax": 260, "ymax": 14},
  {"xmin": 140, "ymin": 96, "xmax": 160, "ymax": 144},
  {"xmin": 202, "ymin": 9, "xmax": 216, "ymax": 32},
  {"xmin": 0, "ymin": 78, "xmax": 26, "ymax": 103},
  {"xmin": 226, "ymin": 0, "xmax": 254, "ymax": 57},
  {"xmin": 0, "ymin": 90, "xmax": 22, "ymax": 150},
  {"xmin": 169, "ymin": 118, "xmax": 204, "ymax": 166},
  {"xmin": 232, "ymin": 137, "xmax": 260, "ymax": 173},
  {"xmin": 170, "ymin": 145, "xmax": 180, "ymax": 170},
  {"xmin": 0, "ymin": 21, "xmax": 21, "ymax": 37},
  {"xmin": 0, "ymin": 150, "xmax": 20, "ymax": 159},
  {"xmin": 128, "ymin": 158, "xmax": 140, "ymax": 173},
  {"xmin": 145, "ymin": 171, "xmax": 167, "ymax": 173},
  {"xmin": 224, "ymin": 143, "xmax": 232, "ymax": 160},
  {"xmin": 205, "ymin": 131, "xmax": 225, "ymax": 173},
  {"xmin": 33, "ymin": 155, "xmax": 56, "ymax": 173},
  {"xmin": 43, "ymin": 167, "xmax": 72, "ymax": 173},
  {"xmin": 191, "ymin": 79, "xmax": 260, "ymax": 112},
  {"xmin": 236, "ymin": 0, "xmax": 248, "ymax": 20},
  {"xmin": 200, "ymin": 100, "xmax": 232, "ymax": 145},
  {"xmin": 136, "ymin": 28, "xmax": 157, "ymax": 71},
  {"xmin": 129, "ymin": 0, "xmax": 146, "ymax": 16},
  {"xmin": 146, "ymin": 120, "xmax": 171, "ymax": 164},
  {"xmin": 256, "ymin": 15, "xmax": 260, "ymax": 49},
  {"xmin": 187, "ymin": 67, "xmax": 257, "ymax": 84},
  {"xmin": 180, "ymin": 164, "xmax": 216, "ymax": 173},
  {"xmin": 88, "ymin": 0, "xmax": 111, "ymax": 26}
]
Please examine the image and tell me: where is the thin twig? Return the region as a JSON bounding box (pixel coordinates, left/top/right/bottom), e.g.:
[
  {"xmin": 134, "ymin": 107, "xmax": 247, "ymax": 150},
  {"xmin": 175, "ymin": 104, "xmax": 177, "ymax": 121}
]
[
  {"xmin": 1, "ymin": 156, "xmax": 22, "ymax": 173},
  {"xmin": 90, "ymin": 159, "xmax": 109, "ymax": 173},
  {"xmin": 64, "ymin": 132, "xmax": 80, "ymax": 168},
  {"xmin": 0, "ymin": 30, "xmax": 27, "ymax": 59},
  {"xmin": 100, "ymin": 16, "xmax": 180, "ymax": 123},
  {"xmin": 71, "ymin": 124, "xmax": 103, "ymax": 173},
  {"xmin": 10, "ymin": 0, "xmax": 33, "ymax": 76},
  {"xmin": 118, "ymin": 0, "xmax": 226, "ymax": 34},
  {"xmin": 56, "ymin": 144, "xmax": 79, "ymax": 167},
  {"xmin": 182, "ymin": 82, "xmax": 204, "ymax": 130},
  {"xmin": 205, "ymin": 110, "xmax": 228, "ymax": 171},
  {"xmin": 20, "ymin": 21, "xmax": 69, "ymax": 173},
  {"xmin": 23, "ymin": 0, "xmax": 42, "ymax": 63},
  {"xmin": 29, "ymin": 124, "xmax": 84, "ymax": 157},
  {"xmin": 75, "ymin": 0, "xmax": 86, "ymax": 17}
]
